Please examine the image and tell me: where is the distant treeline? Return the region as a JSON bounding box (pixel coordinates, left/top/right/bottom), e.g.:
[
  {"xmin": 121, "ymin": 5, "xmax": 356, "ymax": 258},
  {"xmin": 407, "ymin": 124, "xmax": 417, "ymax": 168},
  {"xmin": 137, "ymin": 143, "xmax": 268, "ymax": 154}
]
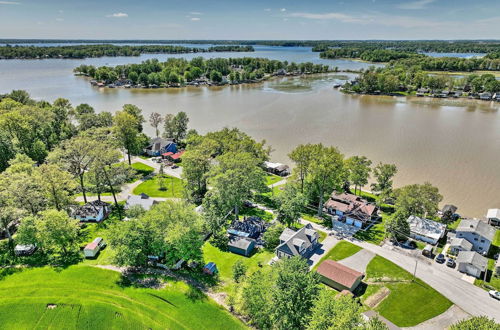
[
  {"xmin": 74, "ymin": 57, "xmax": 330, "ymax": 86},
  {"xmin": 3, "ymin": 39, "xmax": 500, "ymax": 53},
  {"xmin": 320, "ymin": 48, "xmax": 422, "ymax": 62},
  {"xmin": 0, "ymin": 44, "xmax": 254, "ymax": 59}
]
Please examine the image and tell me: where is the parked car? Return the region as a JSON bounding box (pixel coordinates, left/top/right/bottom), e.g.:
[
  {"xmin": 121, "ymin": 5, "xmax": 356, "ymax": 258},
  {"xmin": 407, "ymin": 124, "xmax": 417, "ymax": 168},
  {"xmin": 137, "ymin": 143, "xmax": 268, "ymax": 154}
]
[
  {"xmin": 422, "ymin": 244, "xmax": 434, "ymax": 258},
  {"xmin": 489, "ymin": 290, "xmax": 500, "ymax": 300},
  {"xmin": 446, "ymin": 258, "xmax": 456, "ymax": 268},
  {"xmin": 435, "ymin": 254, "xmax": 446, "ymax": 264},
  {"xmin": 400, "ymin": 240, "xmax": 417, "ymax": 249},
  {"xmin": 171, "ymin": 165, "xmax": 179, "ymax": 169}
]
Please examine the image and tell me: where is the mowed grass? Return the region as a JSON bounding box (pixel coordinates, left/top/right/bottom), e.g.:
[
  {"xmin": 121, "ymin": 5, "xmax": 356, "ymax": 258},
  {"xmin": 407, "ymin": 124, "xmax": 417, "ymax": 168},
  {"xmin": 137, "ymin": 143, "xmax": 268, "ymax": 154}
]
[
  {"xmin": 131, "ymin": 162, "xmax": 155, "ymax": 176},
  {"xmin": 0, "ymin": 266, "xmax": 246, "ymax": 330},
  {"xmin": 314, "ymin": 241, "xmax": 362, "ymax": 269},
  {"xmin": 265, "ymin": 174, "xmax": 283, "ymax": 186},
  {"xmin": 362, "ymin": 255, "xmax": 452, "ymax": 327},
  {"xmin": 133, "ymin": 175, "xmax": 185, "ymax": 198}
]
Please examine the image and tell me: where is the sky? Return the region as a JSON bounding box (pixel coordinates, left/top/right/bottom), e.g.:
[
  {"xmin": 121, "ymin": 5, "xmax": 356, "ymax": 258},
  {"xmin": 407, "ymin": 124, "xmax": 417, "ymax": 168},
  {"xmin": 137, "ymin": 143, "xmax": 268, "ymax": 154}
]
[{"xmin": 0, "ymin": 0, "xmax": 499, "ymax": 40}]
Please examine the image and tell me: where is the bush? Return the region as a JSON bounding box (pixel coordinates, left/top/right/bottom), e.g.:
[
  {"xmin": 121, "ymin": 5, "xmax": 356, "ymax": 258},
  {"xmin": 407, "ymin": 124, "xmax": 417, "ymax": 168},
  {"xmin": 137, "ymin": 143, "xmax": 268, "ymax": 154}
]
[
  {"xmin": 263, "ymin": 223, "xmax": 285, "ymax": 250},
  {"xmin": 232, "ymin": 260, "xmax": 247, "ymax": 283}
]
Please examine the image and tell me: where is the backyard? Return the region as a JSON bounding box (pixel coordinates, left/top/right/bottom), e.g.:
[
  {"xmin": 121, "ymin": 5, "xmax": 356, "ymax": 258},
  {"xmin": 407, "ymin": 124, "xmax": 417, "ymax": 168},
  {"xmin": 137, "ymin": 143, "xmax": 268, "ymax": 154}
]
[
  {"xmin": 314, "ymin": 241, "xmax": 362, "ymax": 269},
  {"xmin": 133, "ymin": 175, "xmax": 185, "ymax": 198},
  {"xmin": 0, "ymin": 266, "xmax": 246, "ymax": 330}
]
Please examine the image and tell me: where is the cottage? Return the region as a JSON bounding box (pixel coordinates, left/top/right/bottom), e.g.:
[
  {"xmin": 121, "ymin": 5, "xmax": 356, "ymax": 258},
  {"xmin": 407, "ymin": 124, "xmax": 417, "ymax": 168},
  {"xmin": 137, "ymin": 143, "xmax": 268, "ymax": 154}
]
[
  {"xmin": 143, "ymin": 137, "xmax": 177, "ymax": 156},
  {"xmin": 14, "ymin": 244, "xmax": 37, "ymax": 257},
  {"xmin": 228, "ymin": 237, "xmax": 255, "ymax": 257},
  {"xmin": 407, "ymin": 215, "xmax": 446, "ymax": 245},
  {"xmin": 323, "ymin": 192, "xmax": 378, "ymax": 228},
  {"xmin": 73, "ymin": 200, "xmax": 111, "ymax": 222},
  {"xmin": 276, "ymin": 224, "xmax": 319, "ymax": 259},
  {"xmin": 456, "ymin": 251, "xmax": 488, "ymax": 278},
  {"xmin": 84, "ymin": 237, "xmax": 106, "ymax": 258},
  {"xmin": 263, "ymin": 161, "xmax": 290, "ymax": 177},
  {"xmin": 125, "ymin": 193, "xmax": 158, "ymax": 211},
  {"xmin": 227, "ymin": 216, "xmax": 266, "ymax": 239},
  {"xmin": 456, "ymin": 219, "xmax": 496, "ymax": 253},
  {"xmin": 486, "ymin": 208, "xmax": 500, "ymax": 227},
  {"xmin": 449, "ymin": 238, "xmax": 473, "ymax": 255},
  {"xmin": 203, "ymin": 262, "xmax": 218, "ymax": 275},
  {"xmin": 316, "ymin": 260, "xmax": 363, "ymax": 292}
]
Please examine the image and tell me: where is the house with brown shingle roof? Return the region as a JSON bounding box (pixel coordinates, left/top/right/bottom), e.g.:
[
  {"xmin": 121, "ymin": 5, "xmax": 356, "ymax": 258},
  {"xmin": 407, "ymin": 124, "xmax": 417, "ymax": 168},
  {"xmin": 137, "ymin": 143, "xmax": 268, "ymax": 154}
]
[
  {"xmin": 323, "ymin": 192, "xmax": 379, "ymax": 228},
  {"xmin": 316, "ymin": 259, "xmax": 364, "ymax": 292}
]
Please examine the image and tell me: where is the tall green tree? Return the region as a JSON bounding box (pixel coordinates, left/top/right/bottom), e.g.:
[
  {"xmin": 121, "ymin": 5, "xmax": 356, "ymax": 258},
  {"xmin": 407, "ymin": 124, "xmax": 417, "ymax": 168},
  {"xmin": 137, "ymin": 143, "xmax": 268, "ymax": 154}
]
[
  {"xmin": 37, "ymin": 164, "xmax": 77, "ymax": 211},
  {"xmin": 149, "ymin": 112, "xmax": 163, "ymax": 137},
  {"xmin": 346, "ymin": 155, "xmax": 372, "ymax": 195},
  {"xmin": 122, "ymin": 104, "xmax": 145, "ymax": 132},
  {"xmin": 164, "ymin": 111, "xmax": 189, "ymax": 141},
  {"xmin": 274, "ymin": 183, "xmax": 307, "ymax": 227},
  {"xmin": 371, "ymin": 163, "xmax": 398, "ymax": 203},
  {"xmin": 182, "ymin": 148, "xmax": 211, "ymax": 202},
  {"xmin": 394, "ymin": 183, "xmax": 443, "ymax": 219},
  {"xmin": 450, "ymin": 316, "xmax": 500, "ymax": 330},
  {"xmin": 308, "ymin": 291, "xmax": 365, "ymax": 330},
  {"xmin": 288, "ymin": 144, "xmax": 318, "ymax": 193},
  {"xmin": 113, "ymin": 111, "xmax": 140, "ymax": 165}
]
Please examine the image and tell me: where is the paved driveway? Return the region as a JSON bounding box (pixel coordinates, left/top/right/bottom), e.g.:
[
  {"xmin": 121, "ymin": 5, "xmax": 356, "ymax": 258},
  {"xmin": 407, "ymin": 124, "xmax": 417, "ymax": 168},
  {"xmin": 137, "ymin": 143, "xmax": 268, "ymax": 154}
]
[{"xmin": 339, "ymin": 249, "xmax": 375, "ymax": 273}]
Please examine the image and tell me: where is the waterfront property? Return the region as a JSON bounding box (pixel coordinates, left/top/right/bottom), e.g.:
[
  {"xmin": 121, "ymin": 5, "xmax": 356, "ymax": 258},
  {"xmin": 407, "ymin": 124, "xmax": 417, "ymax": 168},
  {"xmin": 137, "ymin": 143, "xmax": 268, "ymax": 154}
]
[
  {"xmin": 323, "ymin": 192, "xmax": 379, "ymax": 229},
  {"xmin": 455, "ymin": 218, "xmax": 496, "ymax": 254},
  {"xmin": 276, "ymin": 223, "xmax": 319, "ymax": 259},
  {"xmin": 407, "ymin": 215, "xmax": 446, "ymax": 245},
  {"xmin": 73, "ymin": 200, "xmax": 111, "ymax": 222},
  {"xmin": 143, "ymin": 137, "xmax": 177, "ymax": 156},
  {"xmin": 487, "ymin": 208, "xmax": 500, "ymax": 227},
  {"xmin": 456, "ymin": 251, "xmax": 488, "ymax": 278},
  {"xmin": 316, "ymin": 259, "xmax": 363, "ymax": 292},
  {"xmin": 263, "ymin": 161, "xmax": 290, "ymax": 177},
  {"xmin": 449, "ymin": 237, "xmax": 474, "ymax": 255}
]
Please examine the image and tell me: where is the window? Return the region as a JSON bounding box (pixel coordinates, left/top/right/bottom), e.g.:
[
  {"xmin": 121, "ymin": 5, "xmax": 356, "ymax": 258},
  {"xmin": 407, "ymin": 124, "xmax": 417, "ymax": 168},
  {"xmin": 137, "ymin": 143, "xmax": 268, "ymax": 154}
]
[
  {"xmin": 479, "ymin": 247, "xmax": 483, "ymax": 250},
  {"xmin": 474, "ymin": 238, "xmax": 478, "ymax": 241},
  {"xmin": 481, "ymin": 239, "xmax": 485, "ymax": 243}
]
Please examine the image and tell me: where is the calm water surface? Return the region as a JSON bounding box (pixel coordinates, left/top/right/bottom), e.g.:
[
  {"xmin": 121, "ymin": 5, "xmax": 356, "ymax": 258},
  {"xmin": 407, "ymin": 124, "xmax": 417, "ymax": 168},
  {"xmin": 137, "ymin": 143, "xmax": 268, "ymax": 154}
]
[{"xmin": 0, "ymin": 46, "xmax": 499, "ymax": 217}]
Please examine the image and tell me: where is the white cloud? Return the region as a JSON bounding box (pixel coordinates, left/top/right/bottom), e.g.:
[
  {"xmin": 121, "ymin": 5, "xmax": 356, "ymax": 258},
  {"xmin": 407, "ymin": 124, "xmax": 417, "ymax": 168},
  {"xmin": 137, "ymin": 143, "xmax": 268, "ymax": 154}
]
[
  {"xmin": 397, "ymin": 0, "xmax": 436, "ymax": 10},
  {"xmin": 189, "ymin": 11, "xmax": 203, "ymax": 15},
  {"xmin": 288, "ymin": 12, "xmax": 363, "ymax": 23},
  {"xmin": 280, "ymin": 8, "xmax": 286, "ymax": 12},
  {"xmin": 106, "ymin": 12, "xmax": 128, "ymax": 18},
  {"xmin": 191, "ymin": 17, "xmax": 201, "ymax": 21},
  {"xmin": 0, "ymin": 1, "xmax": 20, "ymax": 4}
]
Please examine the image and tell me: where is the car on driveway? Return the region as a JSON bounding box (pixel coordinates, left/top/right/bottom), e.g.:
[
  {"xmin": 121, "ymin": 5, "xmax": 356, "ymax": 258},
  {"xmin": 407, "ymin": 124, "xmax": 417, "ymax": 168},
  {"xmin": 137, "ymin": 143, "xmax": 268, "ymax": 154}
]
[
  {"xmin": 446, "ymin": 258, "xmax": 456, "ymax": 268},
  {"xmin": 400, "ymin": 240, "xmax": 417, "ymax": 249},
  {"xmin": 489, "ymin": 290, "xmax": 500, "ymax": 300},
  {"xmin": 435, "ymin": 253, "xmax": 446, "ymax": 264}
]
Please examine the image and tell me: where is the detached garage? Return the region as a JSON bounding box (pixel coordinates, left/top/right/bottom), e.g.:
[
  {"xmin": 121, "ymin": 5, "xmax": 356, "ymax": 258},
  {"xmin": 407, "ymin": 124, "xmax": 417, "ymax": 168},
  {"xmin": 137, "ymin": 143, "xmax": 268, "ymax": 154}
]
[
  {"xmin": 456, "ymin": 251, "xmax": 488, "ymax": 278},
  {"xmin": 316, "ymin": 259, "xmax": 364, "ymax": 292}
]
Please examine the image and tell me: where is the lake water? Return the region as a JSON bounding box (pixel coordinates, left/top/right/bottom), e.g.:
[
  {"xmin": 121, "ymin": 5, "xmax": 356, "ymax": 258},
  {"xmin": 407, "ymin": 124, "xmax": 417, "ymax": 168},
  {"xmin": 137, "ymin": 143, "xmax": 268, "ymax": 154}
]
[{"xmin": 0, "ymin": 45, "xmax": 499, "ymax": 217}]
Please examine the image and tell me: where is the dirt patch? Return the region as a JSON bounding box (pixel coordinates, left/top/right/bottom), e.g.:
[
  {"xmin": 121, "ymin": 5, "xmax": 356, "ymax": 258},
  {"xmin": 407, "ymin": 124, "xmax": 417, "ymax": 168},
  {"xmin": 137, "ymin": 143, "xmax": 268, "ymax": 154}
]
[
  {"xmin": 365, "ymin": 287, "xmax": 390, "ymax": 309},
  {"xmin": 46, "ymin": 304, "xmax": 57, "ymax": 309}
]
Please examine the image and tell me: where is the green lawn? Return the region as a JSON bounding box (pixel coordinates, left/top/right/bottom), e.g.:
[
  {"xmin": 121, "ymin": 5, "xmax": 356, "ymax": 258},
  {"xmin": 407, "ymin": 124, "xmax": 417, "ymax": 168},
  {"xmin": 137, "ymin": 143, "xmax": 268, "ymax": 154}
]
[
  {"xmin": 0, "ymin": 266, "xmax": 246, "ymax": 330},
  {"xmin": 314, "ymin": 241, "xmax": 362, "ymax": 269},
  {"xmin": 494, "ymin": 230, "xmax": 500, "ymax": 246},
  {"xmin": 239, "ymin": 206, "xmax": 274, "ymax": 222},
  {"xmin": 475, "ymin": 259, "xmax": 500, "ymax": 291},
  {"xmin": 265, "ymin": 174, "xmax": 283, "ymax": 186},
  {"xmin": 362, "ymin": 255, "xmax": 452, "ymax": 327},
  {"xmin": 133, "ymin": 175, "xmax": 185, "ymax": 198},
  {"xmin": 354, "ymin": 214, "xmax": 387, "ymax": 245},
  {"xmin": 131, "ymin": 162, "xmax": 155, "ymax": 176}
]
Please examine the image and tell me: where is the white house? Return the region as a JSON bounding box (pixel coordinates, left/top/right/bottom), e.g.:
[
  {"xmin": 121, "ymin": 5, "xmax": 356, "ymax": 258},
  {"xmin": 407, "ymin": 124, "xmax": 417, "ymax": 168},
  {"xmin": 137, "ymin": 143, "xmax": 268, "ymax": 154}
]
[
  {"xmin": 73, "ymin": 200, "xmax": 111, "ymax": 222},
  {"xmin": 407, "ymin": 215, "xmax": 446, "ymax": 245},
  {"xmin": 456, "ymin": 251, "xmax": 488, "ymax": 278},
  {"xmin": 449, "ymin": 238, "xmax": 473, "ymax": 255},
  {"xmin": 456, "ymin": 219, "xmax": 496, "ymax": 254},
  {"xmin": 84, "ymin": 237, "xmax": 106, "ymax": 258},
  {"xmin": 486, "ymin": 208, "xmax": 500, "ymax": 227},
  {"xmin": 125, "ymin": 193, "xmax": 158, "ymax": 211}
]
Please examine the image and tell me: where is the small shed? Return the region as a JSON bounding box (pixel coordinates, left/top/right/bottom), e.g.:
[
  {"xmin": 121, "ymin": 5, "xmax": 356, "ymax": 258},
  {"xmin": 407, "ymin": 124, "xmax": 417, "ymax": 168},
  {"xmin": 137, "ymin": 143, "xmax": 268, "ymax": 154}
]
[
  {"xmin": 456, "ymin": 251, "xmax": 488, "ymax": 278},
  {"xmin": 316, "ymin": 259, "xmax": 363, "ymax": 292},
  {"xmin": 203, "ymin": 262, "xmax": 218, "ymax": 276},
  {"xmin": 84, "ymin": 237, "xmax": 105, "ymax": 258},
  {"xmin": 228, "ymin": 238, "xmax": 255, "ymax": 257},
  {"xmin": 14, "ymin": 244, "xmax": 37, "ymax": 257}
]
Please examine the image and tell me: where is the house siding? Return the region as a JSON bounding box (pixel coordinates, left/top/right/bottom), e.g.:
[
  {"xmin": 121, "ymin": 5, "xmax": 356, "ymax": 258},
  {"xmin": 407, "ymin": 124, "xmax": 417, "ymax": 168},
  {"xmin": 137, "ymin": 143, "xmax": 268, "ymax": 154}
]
[
  {"xmin": 458, "ymin": 262, "xmax": 482, "ymax": 278},
  {"xmin": 319, "ymin": 274, "xmax": 361, "ymax": 292},
  {"xmin": 455, "ymin": 231, "xmax": 491, "ymax": 253}
]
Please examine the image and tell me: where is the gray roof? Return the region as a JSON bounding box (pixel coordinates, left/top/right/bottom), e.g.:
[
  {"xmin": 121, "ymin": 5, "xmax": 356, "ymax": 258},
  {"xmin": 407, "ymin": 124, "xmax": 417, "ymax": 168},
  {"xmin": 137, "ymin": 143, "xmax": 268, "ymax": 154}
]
[
  {"xmin": 407, "ymin": 215, "xmax": 446, "ymax": 241},
  {"xmin": 450, "ymin": 238, "xmax": 473, "ymax": 251},
  {"xmin": 456, "ymin": 219, "xmax": 496, "ymax": 242},
  {"xmin": 125, "ymin": 194, "xmax": 157, "ymax": 211},
  {"xmin": 456, "ymin": 251, "xmax": 488, "ymax": 271},
  {"xmin": 228, "ymin": 238, "xmax": 254, "ymax": 251},
  {"xmin": 276, "ymin": 224, "xmax": 318, "ymax": 257},
  {"xmin": 146, "ymin": 137, "xmax": 174, "ymax": 152},
  {"xmin": 74, "ymin": 200, "xmax": 110, "ymax": 218}
]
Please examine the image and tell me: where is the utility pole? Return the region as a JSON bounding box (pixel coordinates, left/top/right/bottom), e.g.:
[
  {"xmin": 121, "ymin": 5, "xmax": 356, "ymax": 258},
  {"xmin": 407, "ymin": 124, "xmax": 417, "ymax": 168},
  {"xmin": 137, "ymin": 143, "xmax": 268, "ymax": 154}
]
[{"xmin": 413, "ymin": 259, "xmax": 418, "ymax": 282}]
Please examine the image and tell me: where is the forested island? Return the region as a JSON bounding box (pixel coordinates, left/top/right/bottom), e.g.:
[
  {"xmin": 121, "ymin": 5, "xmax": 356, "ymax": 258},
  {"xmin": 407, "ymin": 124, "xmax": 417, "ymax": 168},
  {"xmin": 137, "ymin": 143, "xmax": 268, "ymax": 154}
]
[
  {"xmin": 0, "ymin": 44, "xmax": 254, "ymax": 59},
  {"xmin": 73, "ymin": 57, "xmax": 331, "ymax": 88}
]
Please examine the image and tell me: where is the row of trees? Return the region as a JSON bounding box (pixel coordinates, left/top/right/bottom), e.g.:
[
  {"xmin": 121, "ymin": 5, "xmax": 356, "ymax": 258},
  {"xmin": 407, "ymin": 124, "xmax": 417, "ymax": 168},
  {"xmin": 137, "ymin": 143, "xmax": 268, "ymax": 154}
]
[
  {"xmin": 0, "ymin": 44, "xmax": 254, "ymax": 59},
  {"xmin": 320, "ymin": 48, "xmax": 421, "ymax": 62},
  {"xmin": 346, "ymin": 66, "xmax": 500, "ymax": 94},
  {"xmin": 74, "ymin": 57, "xmax": 331, "ymax": 86}
]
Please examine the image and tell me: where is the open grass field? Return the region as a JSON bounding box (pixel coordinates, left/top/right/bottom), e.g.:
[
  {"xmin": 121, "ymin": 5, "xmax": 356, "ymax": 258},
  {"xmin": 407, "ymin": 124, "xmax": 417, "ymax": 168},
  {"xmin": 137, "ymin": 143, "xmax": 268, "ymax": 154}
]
[
  {"xmin": 133, "ymin": 175, "xmax": 185, "ymax": 198},
  {"xmin": 0, "ymin": 266, "xmax": 246, "ymax": 330},
  {"xmin": 239, "ymin": 206, "xmax": 274, "ymax": 222},
  {"xmin": 361, "ymin": 255, "xmax": 452, "ymax": 327},
  {"xmin": 265, "ymin": 174, "xmax": 283, "ymax": 186},
  {"xmin": 131, "ymin": 162, "xmax": 155, "ymax": 176},
  {"xmin": 314, "ymin": 241, "xmax": 362, "ymax": 269}
]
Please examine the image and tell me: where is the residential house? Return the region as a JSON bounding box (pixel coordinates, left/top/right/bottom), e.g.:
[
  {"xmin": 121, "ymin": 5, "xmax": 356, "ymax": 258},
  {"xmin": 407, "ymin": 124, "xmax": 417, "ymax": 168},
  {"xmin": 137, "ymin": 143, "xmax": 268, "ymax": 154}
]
[
  {"xmin": 276, "ymin": 224, "xmax": 319, "ymax": 259},
  {"xmin": 264, "ymin": 161, "xmax": 290, "ymax": 177},
  {"xmin": 143, "ymin": 137, "xmax": 177, "ymax": 156},
  {"xmin": 407, "ymin": 215, "xmax": 446, "ymax": 245},
  {"xmin": 449, "ymin": 238, "xmax": 473, "ymax": 255},
  {"xmin": 486, "ymin": 208, "xmax": 500, "ymax": 227},
  {"xmin": 228, "ymin": 216, "xmax": 266, "ymax": 239},
  {"xmin": 84, "ymin": 237, "xmax": 106, "ymax": 258},
  {"xmin": 456, "ymin": 219, "xmax": 496, "ymax": 254},
  {"xmin": 125, "ymin": 193, "xmax": 158, "ymax": 211},
  {"xmin": 456, "ymin": 251, "xmax": 488, "ymax": 278},
  {"xmin": 163, "ymin": 151, "xmax": 185, "ymax": 163},
  {"xmin": 316, "ymin": 259, "xmax": 363, "ymax": 292},
  {"xmin": 73, "ymin": 200, "xmax": 111, "ymax": 222},
  {"xmin": 323, "ymin": 192, "xmax": 379, "ymax": 228},
  {"xmin": 228, "ymin": 237, "xmax": 255, "ymax": 257}
]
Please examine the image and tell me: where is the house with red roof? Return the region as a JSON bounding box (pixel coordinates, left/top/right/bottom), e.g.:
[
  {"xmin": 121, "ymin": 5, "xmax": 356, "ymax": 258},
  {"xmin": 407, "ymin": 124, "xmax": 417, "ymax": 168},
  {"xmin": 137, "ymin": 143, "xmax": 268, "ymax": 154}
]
[{"xmin": 323, "ymin": 192, "xmax": 379, "ymax": 229}]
